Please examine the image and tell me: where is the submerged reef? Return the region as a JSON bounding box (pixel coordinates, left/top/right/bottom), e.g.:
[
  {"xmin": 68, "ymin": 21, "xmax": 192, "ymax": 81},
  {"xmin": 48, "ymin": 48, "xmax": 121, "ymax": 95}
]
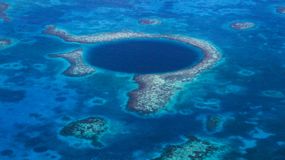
[
  {"xmin": 0, "ymin": 2, "xmax": 10, "ymax": 22},
  {"xmin": 0, "ymin": 149, "xmax": 13, "ymax": 157},
  {"xmin": 196, "ymin": 114, "xmax": 229, "ymax": 134},
  {"xmin": 48, "ymin": 48, "xmax": 95, "ymax": 77},
  {"xmin": 138, "ymin": 18, "xmax": 161, "ymax": 25},
  {"xmin": 237, "ymin": 68, "xmax": 255, "ymax": 77},
  {"xmin": 0, "ymin": 87, "xmax": 26, "ymax": 103},
  {"xmin": 276, "ymin": 6, "xmax": 285, "ymax": 14},
  {"xmin": 261, "ymin": 90, "xmax": 285, "ymax": 98},
  {"xmin": 0, "ymin": 39, "xmax": 12, "ymax": 48},
  {"xmin": 193, "ymin": 98, "xmax": 221, "ymax": 110},
  {"xmin": 206, "ymin": 115, "xmax": 223, "ymax": 133},
  {"xmin": 60, "ymin": 117, "xmax": 108, "ymax": 146},
  {"xmin": 230, "ymin": 22, "xmax": 255, "ymax": 30},
  {"xmin": 153, "ymin": 136, "xmax": 228, "ymax": 160},
  {"xmin": 44, "ymin": 25, "xmax": 221, "ymax": 114}
]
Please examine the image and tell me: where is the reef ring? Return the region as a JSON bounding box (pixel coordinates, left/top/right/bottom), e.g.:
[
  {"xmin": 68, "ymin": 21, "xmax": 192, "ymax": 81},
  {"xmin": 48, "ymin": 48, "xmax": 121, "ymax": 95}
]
[{"xmin": 44, "ymin": 25, "xmax": 221, "ymax": 114}]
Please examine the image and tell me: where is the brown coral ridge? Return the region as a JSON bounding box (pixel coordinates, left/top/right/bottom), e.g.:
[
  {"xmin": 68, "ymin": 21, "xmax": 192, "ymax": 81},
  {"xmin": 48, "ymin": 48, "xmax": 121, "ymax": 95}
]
[
  {"xmin": 43, "ymin": 25, "xmax": 154, "ymax": 43},
  {"xmin": 44, "ymin": 25, "xmax": 221, "ymax": 114},
  {"xmin": 43, "ymin": 25, "xmax": 75, "ymax": 43},
  {"xmin": 60, "ymin": 117, "xmax": 108, "ymax": 146},
  {"xmin": 0, "ymin": 3, "xmax": 10, "ymax": 22},
  {"xmin": 127, "ymin": 75, "xmax": 180, "ymax": 114},
  {"xmin": 48, "ymin": 48, "xmax": 95, "ymax": 77}
]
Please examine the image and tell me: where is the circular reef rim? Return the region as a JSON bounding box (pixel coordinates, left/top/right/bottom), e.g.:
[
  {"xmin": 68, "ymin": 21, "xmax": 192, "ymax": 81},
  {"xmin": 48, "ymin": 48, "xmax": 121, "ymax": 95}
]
[{"xmin": 44, "ymin": 25, "xmax": 221, "ymax": 114}]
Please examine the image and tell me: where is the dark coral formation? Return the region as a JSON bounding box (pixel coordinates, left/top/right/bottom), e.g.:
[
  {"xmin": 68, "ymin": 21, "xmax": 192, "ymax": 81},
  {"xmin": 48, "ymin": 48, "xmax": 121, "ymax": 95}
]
[
  {"xmin": 33, "ymin": 146, "xmax": 48, "ymax": 153},
  {"xmin": 0, "ymin": 149, "xmax": 13, "ymax": 157},
  {"xmin": 206, "ymin": 115, "xmax": 222, "ymax": 133},
  {"xmin": 230, "ymin": 22, "xmax": 255, "ymax": 30},
  {"xmin": 153, "ymin": 136, "xmax": 227, "ymax": 160},
  {"xmin": 261, "ymin": 90, "xmax": 285, "ymax": 98},
  {"xmin": 276, "ymin": 6, "xmax": 285, "ymax": 14},
  {"xmin": 60, "ymin": 117, "xmax": 108, "ymax": 146},
  {"xmin": 44, "ymin": 26, "xmax": 221, "ymax": 115},
  {"xmin": 0, "ymin": 2, "xmax": 10, "ymax": 22},
  {"xmin": 48, "ymin": 48, "xmax": 95, "ymax": 77},
  {"xmin": 0, "ymin": 88, "xmax": 26, "ymax": 103},
  {"xmin": 138, "ymin": 18, "xmax": 161, "ymax": 25},
  {"xmin": 0, "ymin": 39, "xmax": 12, "ymax": 48}
]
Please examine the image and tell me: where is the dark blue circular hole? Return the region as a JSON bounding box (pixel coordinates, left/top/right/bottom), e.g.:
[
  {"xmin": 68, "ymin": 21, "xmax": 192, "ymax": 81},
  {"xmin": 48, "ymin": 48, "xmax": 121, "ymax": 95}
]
[{"xmin": 85, "ymin": 39, "xmax": 203, "ymax": 74}]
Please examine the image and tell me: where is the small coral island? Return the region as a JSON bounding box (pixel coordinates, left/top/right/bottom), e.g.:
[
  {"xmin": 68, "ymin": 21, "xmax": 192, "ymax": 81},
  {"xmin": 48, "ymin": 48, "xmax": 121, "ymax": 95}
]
[
  {"xmin": 230, "ymin": 22, "xmax": 255, "ymax": 30},
  {"xmin": 153, "ymin": 136, "xmax": 228, "ymax": 160},
  {"xmin": 0, "ymin": 2, "xmax": 10, "ymax": 22},
  {"xmin": 60, "ymin": 117, "xmax": 108, "ymax": 146},
  {"xmin": 44, "ymin": 25, "xmax": 221, "ymax": 115}
]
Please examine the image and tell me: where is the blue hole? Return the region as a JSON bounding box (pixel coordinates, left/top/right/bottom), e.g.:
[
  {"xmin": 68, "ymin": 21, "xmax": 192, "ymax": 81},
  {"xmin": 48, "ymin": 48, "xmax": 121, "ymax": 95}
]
[{"xmin": 85, "ymin": 39, "xmax": 203, "ymax": 74}]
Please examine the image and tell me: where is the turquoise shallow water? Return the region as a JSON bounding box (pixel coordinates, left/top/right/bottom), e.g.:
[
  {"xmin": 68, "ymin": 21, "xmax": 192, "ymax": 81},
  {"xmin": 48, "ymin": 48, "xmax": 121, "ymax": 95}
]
[{"xmin": 0, "ymin": 0, "xmax": 285, "ymax": 160}]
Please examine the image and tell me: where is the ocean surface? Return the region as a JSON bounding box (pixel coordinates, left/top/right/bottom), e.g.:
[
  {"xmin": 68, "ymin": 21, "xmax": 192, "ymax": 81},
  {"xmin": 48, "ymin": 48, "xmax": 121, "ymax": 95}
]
[{"xmin": 0, "ymin": 0, "xmax": 285, "ymax": 160}]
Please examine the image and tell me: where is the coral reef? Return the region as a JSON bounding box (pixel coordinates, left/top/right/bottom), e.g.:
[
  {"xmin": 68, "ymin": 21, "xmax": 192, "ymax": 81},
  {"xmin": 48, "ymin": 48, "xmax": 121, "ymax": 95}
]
[
  {"xmin": 85, "ymin": 96, "xmax": 107, "ymax": 106},
  {"xmin": 0, "ymin": 39, "xmax": 12, "ymax": 48},
  {"xmin": 230, "ymin": 22, "xmax": 255, "ymax": 30},
  {"xmin": 206, "ymin": 115, "xmax": 223, "ymax": 133},
  {"xmin": 60, "ymin": 117, "xmax": 108, "ymax": 146},
  {"xmin": 197, "ymin": 114, "xmax": 229, "ymax": 134},
  {"xmin": 0, "ymin": 2, "xmax": 10, "ymax": 22},
  {"xmin": 48, "ymin": 48, "xmax": 95, "ymax": 77},
  {"xmin": 0, "ymin": 61, "xmax": 26, "ymax": 70},
  {"xmin": 153, "ymin": 136, "xmax": 227, "ymax": 160},
  {"xmin": 43, "ymin": 25, "xmax": 153, "ymax": 44},
  {"xmin": 237, "ymin": 69, "xmax": 255, "ymax": 77},
  {"xmin": 261, "ymin": 90, "xmax": 285, "ymax": 98},
  {"xmin": 138, "ymin": 18, "xmax": 161, "ymax": 25},
  {"xmin": 128, "ymin": 75, "xmax": 179, "ymax": 114},
  {"xmin": 276, "ymin": 6, "xmax": 285, "ymax": 14},
  {"xmin": 193, "ymin": 98, "xmax": 221, "ymax": 110},
  {"xmin": 0, "ymin": 149, "xmax": 13, "ymax": 157},
  {"xmin": 0, "ymin": 87, "xmax": 26, "ymax": 103},
  {"xmin": 44, "ymin": 25, "xmax": 221, "ymax": 114}
]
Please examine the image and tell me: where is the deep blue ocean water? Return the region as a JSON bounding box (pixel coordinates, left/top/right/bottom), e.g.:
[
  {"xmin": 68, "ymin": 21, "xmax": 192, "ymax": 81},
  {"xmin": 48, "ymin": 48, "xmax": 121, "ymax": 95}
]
[
  {"xmin": 86, "ymin": 39, "xmax": 202, "ymax": 74},
  {"xmin": 0, "ymin": 0, "xmax": 285, "ymax": 160}
]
